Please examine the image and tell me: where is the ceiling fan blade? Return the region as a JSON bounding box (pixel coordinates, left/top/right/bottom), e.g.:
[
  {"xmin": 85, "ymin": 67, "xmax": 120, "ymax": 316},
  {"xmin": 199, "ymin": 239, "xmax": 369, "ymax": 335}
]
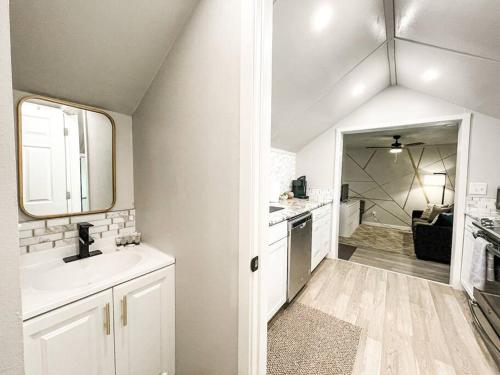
[
  {"xmin": 405, "ymin": 142, "xmax": 425, "ymax": 147},
  {"xmin": 365, "ymin": 146, "xmax": 391, "ymax": 149}
]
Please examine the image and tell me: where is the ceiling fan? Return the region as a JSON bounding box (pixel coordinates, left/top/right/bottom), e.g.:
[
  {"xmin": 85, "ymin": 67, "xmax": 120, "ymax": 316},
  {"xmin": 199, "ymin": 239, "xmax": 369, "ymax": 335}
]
[{"xmin": 365, "ymin": 135, "xmax": 424, "ymax": 154}]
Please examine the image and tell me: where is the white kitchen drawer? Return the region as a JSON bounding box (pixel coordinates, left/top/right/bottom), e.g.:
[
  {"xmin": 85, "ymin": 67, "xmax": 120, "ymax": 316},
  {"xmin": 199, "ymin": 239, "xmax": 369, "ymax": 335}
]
[
  {"xmin": 312, "ymin": 204, "xmax": 332, "ymax": 221},
  {"xmin": 268, "ymin": 220, "xmax": 288, "ymax": 245}
]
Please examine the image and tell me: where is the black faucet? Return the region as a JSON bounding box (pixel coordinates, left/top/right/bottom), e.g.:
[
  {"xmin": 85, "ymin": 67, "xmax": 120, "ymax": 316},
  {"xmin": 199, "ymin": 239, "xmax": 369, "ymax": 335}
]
[{"xmin": 63, "ymin": 222, "xmax": 103, "ymax": 263}]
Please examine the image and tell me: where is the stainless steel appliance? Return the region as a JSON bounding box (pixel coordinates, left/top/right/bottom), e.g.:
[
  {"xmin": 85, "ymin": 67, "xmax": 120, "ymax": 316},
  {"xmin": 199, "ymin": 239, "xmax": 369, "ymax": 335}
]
[
  {"xmin": 287, "ymin": 212, "xmax": 312, "ymax": 303},
  {"xmin": 470, "ymin": 221, "xmax": 500, "ymax": 366}
]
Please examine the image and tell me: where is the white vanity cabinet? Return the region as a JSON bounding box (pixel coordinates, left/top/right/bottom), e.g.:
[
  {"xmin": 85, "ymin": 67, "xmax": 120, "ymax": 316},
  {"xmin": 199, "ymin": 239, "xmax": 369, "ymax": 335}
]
[
  {"xmin": 311, "ymin": 204, "xmax": 332, "ymax": 271},
  {"xmin": 266, "ymin": 221, "xmax": 288, "ymax": 322},
  {"xmin": 23, "ymin": 290, "xmax": 116, "ymax": 375},
  {"xmin": 23, "ymin": 266, "xmax": 175, "ymax": 375},
  {"xmin": 114, "ymin": 267, "xmax": 175, "ymax": 375}
]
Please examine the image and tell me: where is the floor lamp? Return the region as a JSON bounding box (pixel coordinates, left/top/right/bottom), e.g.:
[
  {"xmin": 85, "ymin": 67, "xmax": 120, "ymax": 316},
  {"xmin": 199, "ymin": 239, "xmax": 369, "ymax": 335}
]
[{"xmin": 424, "ymin": 173, "xmax": 447, "ymax": 204}]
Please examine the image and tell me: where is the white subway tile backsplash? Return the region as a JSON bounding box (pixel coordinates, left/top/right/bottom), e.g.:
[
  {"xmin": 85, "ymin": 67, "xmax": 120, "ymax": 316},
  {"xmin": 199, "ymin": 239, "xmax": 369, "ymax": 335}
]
[
  {"xmin": 101, "ymin": 230, "xmax": 119, "ymax": 238},
  {"xmin": 119, "ymin": 227, "xmax": 135, "ymax": 235},
  {"xmin": 19, "ymin": 209, "xmax": 136, "ymax": 255},
  {"xmin": 109, "ymin": 223, "xmax": 124, "ymax": 231},
  {"xmin": 106, "ymin": 211, "xmax": 129, "ymax": 219},
  {"xmin": 70, "ymin": 213, "xmax": 106, "ymax": 224},
  {"xmin": 89, "ymin": 225, "xmax": 109, "ymax": 234},
  {"xmin": 20, "ymin": 237, "xmax": 40, "ymax": 247},
  {"xmin": 34, "ymin": 224, "xmax": 76, "ymax": 236},
  {"xmin": 19, "ymin": 221, "xmax": 45, "ymax": 230},
  {"xmin": 37, "ymin": 233, "xmax": 64, "ymax": 243},
  {"xmin": 64, "ymin": 230, "xmax": 79, "ymax": 239},
  {"xmin": 28, "ymin": 242, "xmax": 54, "ymax": 252},
  {"xmin": 19, "ymin": 230, "xmax": 33, "ymax": 239},
  {"xmin": 46, "ymin": 217, "xmax": 70, "ymax": 226},
  {"xmin": 88, "ymin": 219, "xmax": 112, "ymax": 227}
]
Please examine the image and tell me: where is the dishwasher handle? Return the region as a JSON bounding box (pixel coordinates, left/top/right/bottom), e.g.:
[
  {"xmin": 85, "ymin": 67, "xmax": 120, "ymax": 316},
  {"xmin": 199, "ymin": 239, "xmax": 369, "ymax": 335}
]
[{"xmin": 289, "ymin": 212, "xmax": 312, "ymax": 229}]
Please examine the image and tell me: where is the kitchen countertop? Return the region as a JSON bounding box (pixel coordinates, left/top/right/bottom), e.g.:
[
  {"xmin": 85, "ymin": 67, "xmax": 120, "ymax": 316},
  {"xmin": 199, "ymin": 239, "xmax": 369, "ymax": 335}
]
[
  {"xmin": 269, "ymin": 198, "xmax": 333, "ymax": 226},
  {"xmin": 465, "ymin": 211, "xmax": 500, "ymax": 221},
  {"xmin": 21, "ymin": 238, "xmax": 175, "ymax": 321}
]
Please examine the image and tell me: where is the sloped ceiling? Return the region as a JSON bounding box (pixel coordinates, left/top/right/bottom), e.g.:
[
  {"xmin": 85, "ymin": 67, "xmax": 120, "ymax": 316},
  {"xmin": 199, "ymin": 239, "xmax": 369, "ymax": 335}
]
[
  {"xmin": 10, "ymin": 0, "xmax": 199, "ymax": 114},
  {"xmin": 273, "ymin": 0, "xmax": 500, "ymax": 151}
]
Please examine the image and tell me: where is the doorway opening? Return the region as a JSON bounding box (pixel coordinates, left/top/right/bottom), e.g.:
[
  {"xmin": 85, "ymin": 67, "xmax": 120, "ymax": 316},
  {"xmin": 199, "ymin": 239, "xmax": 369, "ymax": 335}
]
[{"xmin": 337, "ymin": 123, "xmax": 459, "ymax": 283}]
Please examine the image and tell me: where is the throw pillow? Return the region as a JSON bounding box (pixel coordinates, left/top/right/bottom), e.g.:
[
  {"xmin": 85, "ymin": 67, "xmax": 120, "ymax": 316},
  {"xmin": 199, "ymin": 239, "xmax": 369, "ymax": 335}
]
[
  {"xmin": 420, "ymin": 204, "xmax": 434, "ymax": 220},
  {"xmin": 428, "ymin": 205, "xmax": 450, "ymax": 222}
]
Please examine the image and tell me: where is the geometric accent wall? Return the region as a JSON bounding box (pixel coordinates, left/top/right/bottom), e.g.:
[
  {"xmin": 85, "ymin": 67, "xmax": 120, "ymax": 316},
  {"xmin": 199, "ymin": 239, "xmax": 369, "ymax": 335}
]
[{"xmin": 342, "ymin": 145, "xmax": 457, "ymax": 227}]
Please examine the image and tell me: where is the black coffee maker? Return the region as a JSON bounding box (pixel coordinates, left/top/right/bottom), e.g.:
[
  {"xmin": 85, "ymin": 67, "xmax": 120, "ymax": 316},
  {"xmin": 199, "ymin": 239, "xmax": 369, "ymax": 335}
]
[{"xmin": 292, "ymin": 176, "xmax": 308, "ymax": 199}]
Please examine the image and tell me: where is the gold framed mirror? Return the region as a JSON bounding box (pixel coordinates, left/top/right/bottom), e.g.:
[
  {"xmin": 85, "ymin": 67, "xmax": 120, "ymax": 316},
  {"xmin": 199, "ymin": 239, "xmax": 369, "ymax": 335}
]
[{"xmin": 17, "ymin": 95, "xmax": 116, "ymax": 219}]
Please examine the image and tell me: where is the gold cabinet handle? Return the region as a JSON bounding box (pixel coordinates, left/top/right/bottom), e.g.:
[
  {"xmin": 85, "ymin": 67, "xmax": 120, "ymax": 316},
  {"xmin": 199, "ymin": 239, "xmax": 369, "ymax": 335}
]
[
  {"xmin": 122, "ymin": 296, "xmax": 128, "ymax": 326},
  {"xmin": 104, "ymin": 303, "xmax": 111, "ymax": 335}
]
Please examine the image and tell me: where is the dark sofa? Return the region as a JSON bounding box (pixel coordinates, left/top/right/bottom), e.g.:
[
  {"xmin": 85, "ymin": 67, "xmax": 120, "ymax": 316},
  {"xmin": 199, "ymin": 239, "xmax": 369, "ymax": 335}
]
[{"xmin": 411, "ymin": 210, "xmax": 453, "ymax": 264}]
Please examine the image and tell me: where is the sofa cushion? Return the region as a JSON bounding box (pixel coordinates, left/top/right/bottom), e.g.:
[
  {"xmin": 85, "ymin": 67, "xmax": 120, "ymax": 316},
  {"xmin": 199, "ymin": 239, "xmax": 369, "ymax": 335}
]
[{"xmin": 435, "ymin": 212, "xmax": 454, "ymax": 226}]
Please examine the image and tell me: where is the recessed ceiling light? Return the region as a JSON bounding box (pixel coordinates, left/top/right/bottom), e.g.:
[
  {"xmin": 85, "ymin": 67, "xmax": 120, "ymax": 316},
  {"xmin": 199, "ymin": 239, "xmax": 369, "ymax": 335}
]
[
  {"xmin": 311, "ymin": 4, "xmax": 333, "ymax": 33},
  {"xmin": 351, "ymin": 83, "xmax": 365, "ymax": 97},
  {"xmin": 421, "ymin": 68, "xmax": 440, "ymax": 82}
]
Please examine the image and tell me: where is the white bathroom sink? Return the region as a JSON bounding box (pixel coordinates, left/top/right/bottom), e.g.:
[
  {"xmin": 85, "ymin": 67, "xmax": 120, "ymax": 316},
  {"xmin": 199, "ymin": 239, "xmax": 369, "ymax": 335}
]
[
  {"xmin": 32, "ymin": 252, "xmax": 143, "ymax": 291},
  {"xmin": 21, "ymin": 240, "xmax": 175, "ymax": 320}
]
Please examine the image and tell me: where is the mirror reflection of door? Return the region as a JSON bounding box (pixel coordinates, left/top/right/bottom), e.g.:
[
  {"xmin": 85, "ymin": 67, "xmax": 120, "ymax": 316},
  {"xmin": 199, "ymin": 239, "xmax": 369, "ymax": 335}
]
[
  {"xmin": 21, "ymin": 102, "xmax": 68, "ymax": 216},
  {"xmin": 19, "ymin": 97, "xmax": 115, "ymax": 218}
]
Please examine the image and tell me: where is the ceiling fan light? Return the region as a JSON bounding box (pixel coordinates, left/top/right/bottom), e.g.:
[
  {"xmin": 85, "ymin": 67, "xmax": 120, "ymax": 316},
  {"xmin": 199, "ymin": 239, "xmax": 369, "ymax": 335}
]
[{"xmin": 389, "ymin": 148, "xmax": 402, "ymax": 154}]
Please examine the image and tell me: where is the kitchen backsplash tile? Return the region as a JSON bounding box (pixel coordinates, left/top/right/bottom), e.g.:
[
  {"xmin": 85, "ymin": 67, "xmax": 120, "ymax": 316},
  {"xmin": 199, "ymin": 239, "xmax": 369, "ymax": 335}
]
[
  {"xmin": 270, "ymin": 148, "xmax": 296, "ymax": 195},
  {"xmin": 18, "ymin": 209, "xmax": 136, "ymax": 255},
  {"xmin": 465, "ymin": 196, "xmax": 498, "ymax": 214}
]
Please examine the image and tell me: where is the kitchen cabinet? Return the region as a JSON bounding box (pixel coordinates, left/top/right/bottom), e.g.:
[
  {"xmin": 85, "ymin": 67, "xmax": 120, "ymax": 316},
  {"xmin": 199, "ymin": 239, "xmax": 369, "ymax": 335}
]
[
  {"xmin": 311, "ymin": 204, "xmax": 332, "ymax": 271},
  {"xmin": 266, "ymin": 221, "xmax": 288, "ymax": 321},
  {"xmin": 24, "ymin": 266, "xmax": 175, "ymax": 375},
  {"xmin": 461, "ymin": 216, "xmax": 476, "ymax": 298},
  {"xmin": 339, "ymin": 199, "xmax": 360, "ymax": 237}
]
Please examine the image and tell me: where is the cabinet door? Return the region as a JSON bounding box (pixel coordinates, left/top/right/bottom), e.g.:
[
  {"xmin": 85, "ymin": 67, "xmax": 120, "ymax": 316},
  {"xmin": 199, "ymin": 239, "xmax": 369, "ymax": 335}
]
[
  {"xmin": 266, "ymin": 237, "xmax": 288, "ymax": 321},
  {"xmin": 23, "ymin": 290, "xmax": 115, "ymax": 375},
  {"xmin": 113, "ymin": 266, "xmax": 175, "ymax": 375}
]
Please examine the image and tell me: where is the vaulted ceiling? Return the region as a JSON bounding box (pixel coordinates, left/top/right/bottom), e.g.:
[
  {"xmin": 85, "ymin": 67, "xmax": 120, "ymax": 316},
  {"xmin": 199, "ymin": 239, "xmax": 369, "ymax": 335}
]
[
  {"xmin": 272, "ymin": 0, "xmax": 500, "ymax": 151},
  {"xmin": 10, "ymin": 0, "xmax": 199, "ymax": 114}
]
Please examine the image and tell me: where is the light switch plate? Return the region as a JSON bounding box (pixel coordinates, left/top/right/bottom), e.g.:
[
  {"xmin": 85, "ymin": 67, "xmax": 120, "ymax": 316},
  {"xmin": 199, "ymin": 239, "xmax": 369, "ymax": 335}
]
[{"xmin": 469, "ymin": 182, "xmax": 488, "ymax": 195}]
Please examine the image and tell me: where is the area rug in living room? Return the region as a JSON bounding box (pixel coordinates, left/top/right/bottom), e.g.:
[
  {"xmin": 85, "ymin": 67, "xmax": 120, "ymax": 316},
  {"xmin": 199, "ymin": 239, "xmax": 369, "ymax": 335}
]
[{"xmin": 267, "ymin": 303, "xmax": 361, "ymax": 375}]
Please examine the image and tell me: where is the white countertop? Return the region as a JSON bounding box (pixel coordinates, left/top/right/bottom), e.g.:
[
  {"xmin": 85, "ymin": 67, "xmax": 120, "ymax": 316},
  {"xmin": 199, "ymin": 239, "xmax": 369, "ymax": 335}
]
[
  {"xmin": 269, "ymin": 198, "xmax": 333, "ymax": 226},
  {"xmin": 21, "ymin": 238, "xmax": 175, "ymax": 321},
  {"xmin": 465, "ymin": 211, "xmax": 500, "ymax": 221}
]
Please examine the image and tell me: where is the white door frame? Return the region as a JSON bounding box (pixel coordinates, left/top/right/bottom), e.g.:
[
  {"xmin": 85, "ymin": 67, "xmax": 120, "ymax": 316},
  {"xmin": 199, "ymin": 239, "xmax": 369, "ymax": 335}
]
[
  {"xmin": 238, "ymin": 0, "xmax": 273, "ymax": 374},
  {"xmin": 329, "ymin": 113, "xmax": 471, "ymax": 288}
]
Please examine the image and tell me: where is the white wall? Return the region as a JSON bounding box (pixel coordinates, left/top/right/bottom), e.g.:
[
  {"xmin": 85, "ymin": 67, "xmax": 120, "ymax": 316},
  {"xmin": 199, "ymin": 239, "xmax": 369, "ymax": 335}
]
[
  {"xmin": 13, "ymin": 90, "xmax": 135, "ymax": 221},
  {"xmin": 0, "ymin": 2, "xmax": 24, "ymax": 373},
  {"xmin": 132, "ymin": 1, "xmax": 241, "ymax": 373},
  {"xmin": 297, "ymin": 86, "xmax": 500, "ymax": 198}
]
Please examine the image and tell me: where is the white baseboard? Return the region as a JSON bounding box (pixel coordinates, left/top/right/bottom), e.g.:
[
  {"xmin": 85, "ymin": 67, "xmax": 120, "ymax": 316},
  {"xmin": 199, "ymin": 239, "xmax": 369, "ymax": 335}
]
[{"xmin": 363, "ymin": 221, "xmax": 411, "ymax": 232}]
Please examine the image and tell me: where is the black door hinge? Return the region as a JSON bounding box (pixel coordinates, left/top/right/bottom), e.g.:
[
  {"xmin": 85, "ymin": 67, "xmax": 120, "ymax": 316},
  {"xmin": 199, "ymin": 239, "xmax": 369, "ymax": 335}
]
[{"xmin": 250, "ymin": 256, "xmax": 259, "ymax": 272}]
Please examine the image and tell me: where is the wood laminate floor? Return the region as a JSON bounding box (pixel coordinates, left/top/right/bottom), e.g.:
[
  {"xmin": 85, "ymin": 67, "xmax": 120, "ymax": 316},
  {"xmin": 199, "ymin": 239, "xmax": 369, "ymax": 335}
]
[
  {"xmin": 297, "ymin": 259, "xmax": 498, "ymax": 375},
  {"xmin": 349, "ymin": 247, "xmax": 450, "ymax": 284}
]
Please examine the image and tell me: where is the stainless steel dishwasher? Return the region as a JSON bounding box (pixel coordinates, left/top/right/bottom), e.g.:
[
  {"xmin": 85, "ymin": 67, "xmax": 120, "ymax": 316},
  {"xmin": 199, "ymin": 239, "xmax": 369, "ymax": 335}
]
[{"xmin": 287, "ymin": 212, "xmax": 312, "ymax": 303}]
